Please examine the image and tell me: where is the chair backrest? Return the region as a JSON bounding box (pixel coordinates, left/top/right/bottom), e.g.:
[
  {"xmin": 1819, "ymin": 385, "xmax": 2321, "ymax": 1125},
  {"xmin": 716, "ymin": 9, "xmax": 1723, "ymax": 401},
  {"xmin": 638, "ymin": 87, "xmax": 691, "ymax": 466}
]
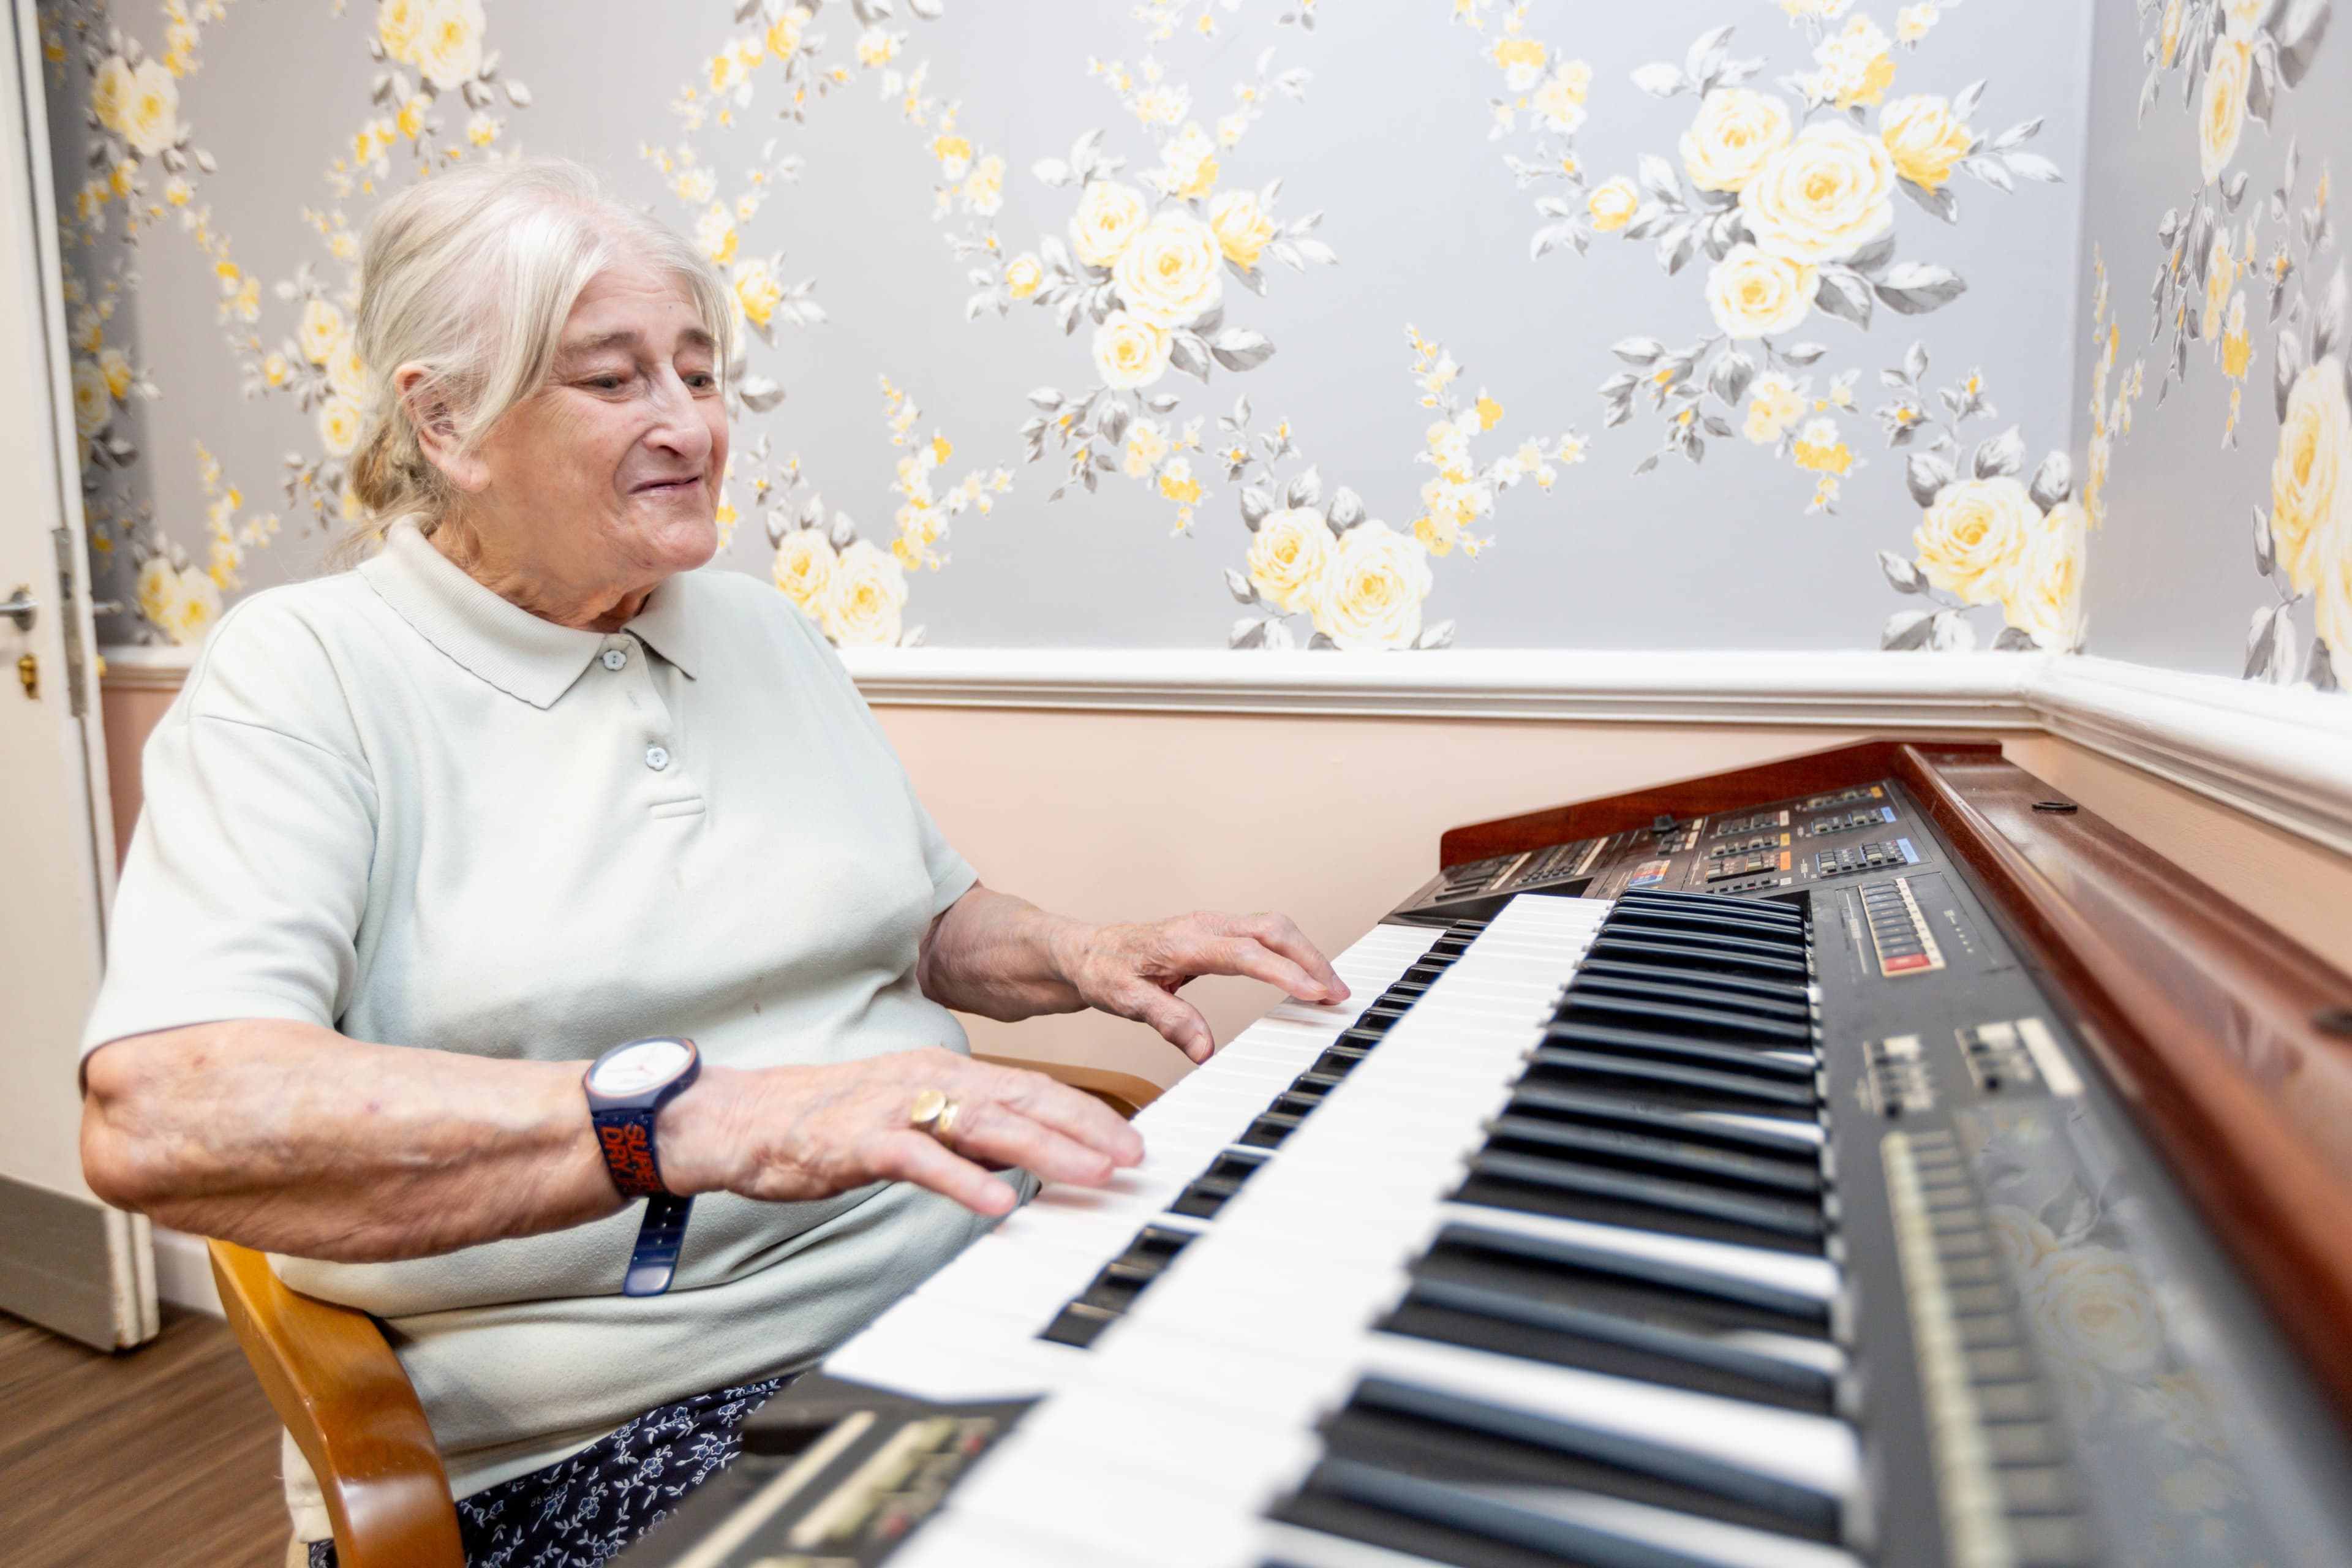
[{"xmin": 206, "ymin": 1239, "xmax": 464, "ymax": 1568}]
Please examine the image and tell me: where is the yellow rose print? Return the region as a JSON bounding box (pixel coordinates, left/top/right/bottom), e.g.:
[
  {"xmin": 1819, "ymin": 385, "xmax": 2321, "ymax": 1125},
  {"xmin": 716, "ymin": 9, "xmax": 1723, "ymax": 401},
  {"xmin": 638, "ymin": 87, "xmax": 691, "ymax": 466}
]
[
  {"xmin": 298, "ymin": 298, "xmax": 346, "ymax": 365},
  {"xmin": 1741, "ymin": 123, "xmax": 1898, "ymax": 265},
  {"xmin": 91, "ymin": 56, "xmax": 134, "ymax": 138},
  {"xmin": 118, "ymin": 59, "xmax": 181, "ymax": 159},
  {"xmin": 328, "ymin": 341, "xmax": 370, "ymax": 404},
  {"xmin": 1091, "ymin": 310, "xmax": 1170, "ymax": 388},
  {"xmin": 1529, "ymin": 72, "xmax": 1587, "ymax": 135},
  {"xmin": 317, "ymin": 397, "xmax": 363, "ymax": 459},
  {"xmin": 1309, "ymin": 521, "xmax": 1433, "ymax": 652},
  {"xmin": 1209, "ymin": 190, "xmax": 1275, "ymax": 270},
  {"xmin": 771, "ymin": 529, "xmax": 836, "ymax": 612},
  {"xmin": 415, "ymin": 0, "xmax": 485, "ymax": 92},
  {"xmin": 1880, "ymin": 96, "xmax": 1975, "ymax": 190},
  {"xmin": 2200, "ymin": 36, "xmax": 2252, "ymax": 185},
  {"xmin": 1069, "ymin": 179, "xmax": 1148, "ymax": 268},
  {"xmin": 1998, "ymin": 500, "xmax": 2087, "ymax": 650},
  {"xmin": 1005, "ymin": 253, "xmax": 1044, "ymax": 300},
  {"xmin": 1587, "ymin": 176, "xmax": 1639, "ymax": 232},
  {"xmin": 820, "ymin": 539, "xmax": 908, "ymax": 646},
  {"xmin": 698, "ymin": 202, "xmax": 739, "ymax": 266},
  {"xmin": 732, "ymin": 259, "xmax": 783, "ymax": 329},
  {"xmin": 378, "ymin": 0, "xmax": 428, "ymax": 65},
  {"xmin": 2271, "ymin": 357, "xmax": 2352, "ymax": 605},
  {"xmin": 1248, "ymin": 507, "xmax": 1335, "ymax": 614},
  {"xmin": 1121, "ymin": 418, "xmax": 1169, "ymax": 478},
  {"xmin": 1914, "ymin": 475, "xmax": 2037, "ymax": 605},
  {"xmin": 1744, "ymin": 374, "xmax": 1805, "ymax": 445},
  {"xmin": 97, "ymin": 347, "xmax": 133, "ymax": 401},
  {"xmin": 70, "ymin": 359, "xmax": 111, "ymax": 438},
  {"xmin": 1112, "ymin": 209, "xmax": 1223, "ymax": 328},
  {"xmin": 1681, "ymin": 89, "xmax": 1792, "ymax": 195},
  {"xmin": 1706, "ymin": 244, "xmax": 1818, "ymax": 339},
  {"xmin": 1791, "ymin": 418, "xmax": 1852, "ymax": 474}
]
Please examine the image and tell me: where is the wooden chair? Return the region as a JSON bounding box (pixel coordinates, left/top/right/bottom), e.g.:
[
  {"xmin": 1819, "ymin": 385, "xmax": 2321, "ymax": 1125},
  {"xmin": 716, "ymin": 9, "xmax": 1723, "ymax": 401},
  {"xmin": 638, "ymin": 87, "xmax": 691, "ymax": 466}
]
[{"xmin": 206, "ymin": 1058, "xmax": 1162, "ymax": 1568}]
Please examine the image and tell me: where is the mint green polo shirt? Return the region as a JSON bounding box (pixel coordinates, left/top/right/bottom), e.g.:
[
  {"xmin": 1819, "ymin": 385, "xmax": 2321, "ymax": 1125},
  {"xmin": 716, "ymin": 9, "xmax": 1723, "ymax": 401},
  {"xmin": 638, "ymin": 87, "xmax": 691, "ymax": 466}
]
[{"xmin": 85, "ymin": 521, "xmax": 1020, "ymax": 1536}]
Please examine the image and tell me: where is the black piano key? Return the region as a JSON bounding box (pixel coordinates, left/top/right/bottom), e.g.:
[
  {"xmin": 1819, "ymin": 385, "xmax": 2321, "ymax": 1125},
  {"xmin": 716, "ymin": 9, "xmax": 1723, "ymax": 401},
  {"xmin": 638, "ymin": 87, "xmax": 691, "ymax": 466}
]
[
  {"xmin": 1599, "ymin": 921, "xmax": 1796, "ymax": 959},
  {"xmin": 1463, "ymin": 1151, "xmax": 1825, "ymax": 1244},
  {"xmin": 1506, "ymin": 1084, "xmax": 1821, "ymax": 1158},
  {"xmin": 1586, "ymin": 936, "xmax": 1809, "ymax": 981},
  {"xmin": 1341, "ymin": 1378, "xmax": 1845, "ymax": 1535},
  {"xmin": 1430, "ymin": 1221, "xmax": 1830, "ymax": 1324},
  {"xmin": 1483, "ymin": 1115, "xmax": 1822, "ymax": 1196},
  {"xmin": 1315, "ymin": 1458, "xmax": 1822, "ymax": 1568},
  {"xmin": 1278, "ymin": 1420, "xmax": 1835, "ymax": 1568},
  {"xmin": 1526, "ymin": 1047, "xmax": 1819, "ymax": 1107},
  {"xmin": 1310, "ymin": 1047, "xmax": 1370, "ymax": 1078},
  {"xmin": 1242, "ymin": 1112, "xmax": 1304, "ymax": 1148},
  {"xmin": 1602, "ymin": 908, "xmax": 1808, "ymax": 948},
  {"xmin": 1169, "ymin": 1149, "xmax": 1265, "ymax": 1219},
  {"xmin": 1569, "ymin": 971, "xmax": 1811, "ymax": 1022},
  {"xmin": 1038, "ymin": 1301, "xmax": 1118, "ymax": 1348},
  {"xmin": 1617, "ymin": 889, "xmax": 1805, "ymax": 927},
  {"xmin": 1454, "ymin": 1175, "xmax": 1825, "ymax": 1256},
  {"xmin": 1542, "ymin": 1023, "xmax": 1816, "ymax": 1080},
  {"xmin": 1333, "ymin": 1027, "xmax": 1389, "ymax": 1054},
  {"xmin": 1381, "ymin": 1279, "xmax": 1834, "ymax": 1413},
  {"xmin": 1575, "ymin": 957, "xmax": 1810, "ymax": 1005},
  {"xmin": 1555, "ymin": 992, "xmax": 1815, "ymax": 1046}
]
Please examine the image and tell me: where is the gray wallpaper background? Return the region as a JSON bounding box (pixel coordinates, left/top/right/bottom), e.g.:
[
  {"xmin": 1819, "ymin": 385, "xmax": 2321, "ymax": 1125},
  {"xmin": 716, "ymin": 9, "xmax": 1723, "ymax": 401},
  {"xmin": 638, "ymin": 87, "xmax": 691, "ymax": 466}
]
[{"xmin": 42, "ymin": 0, "xmax": 2200, "ymax": 658}]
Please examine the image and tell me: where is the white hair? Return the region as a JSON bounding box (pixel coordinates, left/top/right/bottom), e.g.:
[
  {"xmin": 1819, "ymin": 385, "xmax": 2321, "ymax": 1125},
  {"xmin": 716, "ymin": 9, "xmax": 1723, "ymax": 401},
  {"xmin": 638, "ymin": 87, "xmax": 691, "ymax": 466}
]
[{"xmin": 337, "ymin": 157, "xmax": 732, "ymax": 560}]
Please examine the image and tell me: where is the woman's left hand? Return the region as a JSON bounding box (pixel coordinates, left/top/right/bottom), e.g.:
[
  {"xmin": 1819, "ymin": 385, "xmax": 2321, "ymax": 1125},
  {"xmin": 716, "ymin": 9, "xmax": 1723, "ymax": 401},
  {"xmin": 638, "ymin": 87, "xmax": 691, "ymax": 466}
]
[{"xmin": 1047, "ymin": 910, "xmax": 1348, "ymax": 1063}]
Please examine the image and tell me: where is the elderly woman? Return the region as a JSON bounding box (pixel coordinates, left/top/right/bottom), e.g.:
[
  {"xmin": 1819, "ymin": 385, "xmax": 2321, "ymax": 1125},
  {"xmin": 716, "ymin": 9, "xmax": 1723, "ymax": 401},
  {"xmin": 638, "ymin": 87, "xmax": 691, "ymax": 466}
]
[{"xmin": 77, "ymin": 159, "xmax": 1344, "ymax": 1568}]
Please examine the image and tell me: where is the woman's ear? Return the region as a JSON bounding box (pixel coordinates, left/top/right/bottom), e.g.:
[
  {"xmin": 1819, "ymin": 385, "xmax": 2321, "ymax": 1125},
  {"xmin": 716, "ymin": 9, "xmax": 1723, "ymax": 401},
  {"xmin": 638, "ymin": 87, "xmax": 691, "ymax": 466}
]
[{"xmin": 396, "ymin": 364, "xmax": 491, "ymax": 494}]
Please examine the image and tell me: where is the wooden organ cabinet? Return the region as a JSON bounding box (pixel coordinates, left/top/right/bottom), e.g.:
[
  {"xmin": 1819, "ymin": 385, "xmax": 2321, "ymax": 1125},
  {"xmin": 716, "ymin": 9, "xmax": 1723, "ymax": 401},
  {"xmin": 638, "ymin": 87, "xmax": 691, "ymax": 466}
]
[{"xmin": 619, "ymin": 740, "xmax": 2352, "ymax": 1568}]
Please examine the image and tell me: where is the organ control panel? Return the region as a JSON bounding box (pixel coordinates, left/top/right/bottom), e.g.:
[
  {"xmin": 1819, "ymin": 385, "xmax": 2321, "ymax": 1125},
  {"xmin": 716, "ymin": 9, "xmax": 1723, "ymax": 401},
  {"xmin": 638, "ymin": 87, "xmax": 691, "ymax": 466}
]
[{"xmin": 619, "ymin": 752, "xmax": 2352, "ymax": 1568}]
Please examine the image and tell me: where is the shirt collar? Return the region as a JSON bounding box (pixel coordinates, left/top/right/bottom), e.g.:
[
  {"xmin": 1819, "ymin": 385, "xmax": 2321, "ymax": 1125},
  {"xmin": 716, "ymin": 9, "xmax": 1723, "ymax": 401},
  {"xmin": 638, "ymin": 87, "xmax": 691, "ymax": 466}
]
[{"xmin": 361, "ymin": 521, "xmax": 701, "ymax": 709}]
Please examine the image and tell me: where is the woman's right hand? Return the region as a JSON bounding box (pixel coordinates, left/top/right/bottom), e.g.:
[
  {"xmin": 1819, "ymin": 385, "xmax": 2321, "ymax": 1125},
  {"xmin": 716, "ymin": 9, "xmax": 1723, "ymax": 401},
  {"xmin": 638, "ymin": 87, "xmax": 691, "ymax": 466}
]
[{"xmin": 655, "ymin": 1047, "xmax": 1144, "ymax": 1216}]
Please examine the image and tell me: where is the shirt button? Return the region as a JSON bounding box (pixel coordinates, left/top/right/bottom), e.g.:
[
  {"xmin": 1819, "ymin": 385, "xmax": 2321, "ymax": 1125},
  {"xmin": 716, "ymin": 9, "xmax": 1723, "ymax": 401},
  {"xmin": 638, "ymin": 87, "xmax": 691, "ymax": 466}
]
[
  {"xmin": 601, "ymin": 649, "xmax": 628, "ymax": 671},
  {"xmin": 644, "ymin": 745, "xmax": 671, "ymax": 771}
]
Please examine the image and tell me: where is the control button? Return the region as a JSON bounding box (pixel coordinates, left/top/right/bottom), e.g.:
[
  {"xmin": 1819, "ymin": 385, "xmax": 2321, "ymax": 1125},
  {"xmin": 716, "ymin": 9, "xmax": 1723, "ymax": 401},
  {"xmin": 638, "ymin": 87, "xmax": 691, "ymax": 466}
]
[
  {"xmin": 602, "ymin": 648, "xmax": 628, "ymax": 671},
  {"xmin": 644, "ymin": 744, "xmax": 671, "ymax": 771}
]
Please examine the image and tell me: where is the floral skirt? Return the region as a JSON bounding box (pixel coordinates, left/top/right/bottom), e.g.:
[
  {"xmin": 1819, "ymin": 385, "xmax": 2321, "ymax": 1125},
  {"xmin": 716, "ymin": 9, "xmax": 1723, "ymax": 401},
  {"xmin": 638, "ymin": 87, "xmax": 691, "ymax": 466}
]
[{"xmin": 307, "ymin": 1375, "xmax": 787, "ymax": 1568}]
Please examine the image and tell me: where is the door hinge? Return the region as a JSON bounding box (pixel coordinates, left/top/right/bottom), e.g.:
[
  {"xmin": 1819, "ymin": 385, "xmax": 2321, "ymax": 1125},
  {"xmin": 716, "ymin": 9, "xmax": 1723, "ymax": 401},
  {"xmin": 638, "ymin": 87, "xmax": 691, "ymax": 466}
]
[{"xmin": 50, "ymin": 527, "xmax": 88, "ymax": 717}]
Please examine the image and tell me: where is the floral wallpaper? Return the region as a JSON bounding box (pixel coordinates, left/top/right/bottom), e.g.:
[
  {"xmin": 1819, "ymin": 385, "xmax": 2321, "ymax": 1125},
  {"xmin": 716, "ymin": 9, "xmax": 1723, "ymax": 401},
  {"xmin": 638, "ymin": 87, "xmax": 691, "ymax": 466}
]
[
  {"xmin": 44, "ymin": 0, "xmax": 2099, "ymax": 654},
  {"xmin": 2071, "ymin": 0, "xmax": 2350, "ymax": 691}
]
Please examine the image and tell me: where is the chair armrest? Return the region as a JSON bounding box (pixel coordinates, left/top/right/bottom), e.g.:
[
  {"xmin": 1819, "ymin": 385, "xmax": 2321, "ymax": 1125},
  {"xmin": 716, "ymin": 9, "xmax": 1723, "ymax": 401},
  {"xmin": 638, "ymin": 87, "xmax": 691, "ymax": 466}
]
[
  {"xmin": 972, "ymin": 1054, "xmax": 1163, "ymax": 1118},
  {"xmin": 207, "ymin": 1240, "xmax": 464, "ymax": 1568}
]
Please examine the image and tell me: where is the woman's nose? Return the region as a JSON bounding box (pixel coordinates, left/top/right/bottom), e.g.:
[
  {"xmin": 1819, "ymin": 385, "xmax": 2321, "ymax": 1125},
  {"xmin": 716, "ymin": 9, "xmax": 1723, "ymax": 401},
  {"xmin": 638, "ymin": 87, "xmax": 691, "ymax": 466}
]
[{"xmin": 644, "ymin": 371, "xmax": 712, "ymax": 457}]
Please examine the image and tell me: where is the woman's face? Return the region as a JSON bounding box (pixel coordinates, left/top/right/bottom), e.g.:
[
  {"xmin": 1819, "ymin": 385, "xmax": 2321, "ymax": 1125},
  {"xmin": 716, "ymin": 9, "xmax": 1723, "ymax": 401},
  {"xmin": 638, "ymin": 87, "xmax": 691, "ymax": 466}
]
[{"xmin": 454, "ymin": 251, "xmax": 729, "ymax": 610}]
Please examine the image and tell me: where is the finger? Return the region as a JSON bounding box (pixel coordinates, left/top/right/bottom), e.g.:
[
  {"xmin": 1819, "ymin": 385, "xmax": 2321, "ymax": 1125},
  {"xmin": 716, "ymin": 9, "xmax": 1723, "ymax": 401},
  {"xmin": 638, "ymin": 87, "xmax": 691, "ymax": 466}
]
[
  {"xmin": 947, "ymin": 1098, "xmax": 1124, "ymax": 1186},
  {"xmin": 867, "ymin": 1129, "xmax": 1018, "ymax": 1216},
  {"xmin": 1232, "ymin": 913, "xmax": 1348, "ymax": 1000},
  {"xmin": 1166, "ymin": 933, "xmax": 1332, "ymax": 1006},
  {"xmin": 971, "ymin": 1063, "xmax": 1143, "ymax": 1165},
  {"xmin": 1112, "ymin": 982, "xmax": 1216, "ymax": 1063}
]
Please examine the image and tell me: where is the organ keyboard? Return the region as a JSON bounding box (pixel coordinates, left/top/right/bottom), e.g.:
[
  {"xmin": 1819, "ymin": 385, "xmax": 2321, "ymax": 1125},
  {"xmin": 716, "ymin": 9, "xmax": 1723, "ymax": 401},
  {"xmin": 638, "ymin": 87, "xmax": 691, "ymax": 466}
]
[{"xmin": 624, "ymin": 742, "xmax": 2352, "ymax": 1568}]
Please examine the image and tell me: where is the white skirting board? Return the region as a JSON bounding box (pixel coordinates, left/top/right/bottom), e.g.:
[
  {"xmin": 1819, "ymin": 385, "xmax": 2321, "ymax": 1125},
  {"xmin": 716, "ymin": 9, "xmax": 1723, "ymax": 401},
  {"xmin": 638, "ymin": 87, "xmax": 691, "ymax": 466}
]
[
  {"xmin": 104, "ymin": 643, "xmax": 2352, "ymax": 859},
  {"xmin": 151, "ymin": 1224, "xmax": 223, "ymax": 1316}
]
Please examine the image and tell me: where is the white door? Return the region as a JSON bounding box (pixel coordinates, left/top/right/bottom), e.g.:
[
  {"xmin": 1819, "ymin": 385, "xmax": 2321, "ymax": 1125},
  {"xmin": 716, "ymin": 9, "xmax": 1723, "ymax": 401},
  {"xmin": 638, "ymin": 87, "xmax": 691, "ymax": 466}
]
[{"xmin": 0, "ymin": 0, "xmax": 153, "ymax": 1351}]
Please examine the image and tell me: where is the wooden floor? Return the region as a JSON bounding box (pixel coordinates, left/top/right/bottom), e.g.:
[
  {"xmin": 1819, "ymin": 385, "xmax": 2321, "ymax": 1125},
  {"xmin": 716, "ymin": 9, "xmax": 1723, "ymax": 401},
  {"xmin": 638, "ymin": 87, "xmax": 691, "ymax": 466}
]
[{"xmin": 4, "ymin": 1306, "xmax": 288, "ymax": 1568}]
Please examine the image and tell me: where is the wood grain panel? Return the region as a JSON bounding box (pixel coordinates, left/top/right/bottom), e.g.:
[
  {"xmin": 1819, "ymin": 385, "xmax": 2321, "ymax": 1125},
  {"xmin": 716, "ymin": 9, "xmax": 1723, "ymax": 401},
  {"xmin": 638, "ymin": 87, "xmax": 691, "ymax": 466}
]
[
  {"xmin": 1436, "ymin": 738, "xmax": 2004, "ymax": 868},
  {"xmin": 1, "ymin": 1307, "xmax": 285, "ymax": 1568}
]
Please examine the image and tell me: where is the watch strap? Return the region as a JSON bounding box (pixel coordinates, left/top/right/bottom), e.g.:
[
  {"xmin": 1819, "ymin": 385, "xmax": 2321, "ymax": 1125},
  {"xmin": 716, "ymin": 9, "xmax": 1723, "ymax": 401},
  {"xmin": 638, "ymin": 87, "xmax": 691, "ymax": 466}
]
[
  {"xmin": 622, "ymin": 1194, "xmax": 694, "ymax": 1297},
  {"xmin": 591, "ymin": 1107, "xmax": 667, "ymax": 1199}
]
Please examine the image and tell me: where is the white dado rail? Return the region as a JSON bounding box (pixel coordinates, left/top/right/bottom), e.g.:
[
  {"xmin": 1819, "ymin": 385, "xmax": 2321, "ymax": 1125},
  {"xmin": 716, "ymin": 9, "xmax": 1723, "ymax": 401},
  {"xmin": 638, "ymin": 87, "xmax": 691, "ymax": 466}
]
[{"xmin": 100, "ymin": 644, "xmax": 2352, "ymax": 859}]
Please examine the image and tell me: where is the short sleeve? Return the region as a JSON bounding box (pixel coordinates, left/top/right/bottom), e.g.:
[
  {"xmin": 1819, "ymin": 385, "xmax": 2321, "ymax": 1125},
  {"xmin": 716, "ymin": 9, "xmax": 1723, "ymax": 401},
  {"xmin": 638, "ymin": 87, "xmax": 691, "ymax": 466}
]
[
  {"xmin": 82, "ymin": 602, "xmax": 380, "ymax": 1057},
  {"xmin": 911, "ymin": 787, "xmax": 978, "ymax": 917}
]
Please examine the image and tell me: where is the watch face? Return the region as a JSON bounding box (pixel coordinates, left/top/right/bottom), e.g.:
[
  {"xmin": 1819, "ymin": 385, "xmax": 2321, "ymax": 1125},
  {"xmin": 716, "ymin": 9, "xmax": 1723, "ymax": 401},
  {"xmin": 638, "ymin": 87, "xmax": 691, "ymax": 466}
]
[{"xmin": 589, "ymin": 1039, "xmax": 693, "ymax": 1097}]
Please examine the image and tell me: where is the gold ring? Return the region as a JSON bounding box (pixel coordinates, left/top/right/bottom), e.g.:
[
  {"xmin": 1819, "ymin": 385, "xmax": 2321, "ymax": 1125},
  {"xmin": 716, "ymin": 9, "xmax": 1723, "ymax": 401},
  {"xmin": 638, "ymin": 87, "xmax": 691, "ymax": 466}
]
[{"xmin": 910, "ymin": 1088, "xmax": 961, "ymax": 1145}]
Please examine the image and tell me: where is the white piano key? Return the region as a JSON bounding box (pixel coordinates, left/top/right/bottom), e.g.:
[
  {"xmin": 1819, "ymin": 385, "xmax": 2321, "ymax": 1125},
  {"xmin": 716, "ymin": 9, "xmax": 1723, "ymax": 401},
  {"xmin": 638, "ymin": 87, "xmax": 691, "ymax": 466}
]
[
  {"xmin": 1253, "ymin": 1520, "xmax": 1477, "ymax": 1568},
  {"xmin": 948, "ymin": 1438, "xmax": 1267, "ymax": 1568},
  {"xmin": 1450, "ymin": 1485, "xmax": 1866, "ymax": 1568}
]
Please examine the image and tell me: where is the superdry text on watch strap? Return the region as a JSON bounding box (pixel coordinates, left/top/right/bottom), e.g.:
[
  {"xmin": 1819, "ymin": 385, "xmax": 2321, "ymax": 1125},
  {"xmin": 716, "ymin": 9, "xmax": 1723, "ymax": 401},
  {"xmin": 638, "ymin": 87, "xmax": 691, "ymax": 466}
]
[{"xmin": 582, "ymin": 1037, "xmax": 702, "ymax": 1297}]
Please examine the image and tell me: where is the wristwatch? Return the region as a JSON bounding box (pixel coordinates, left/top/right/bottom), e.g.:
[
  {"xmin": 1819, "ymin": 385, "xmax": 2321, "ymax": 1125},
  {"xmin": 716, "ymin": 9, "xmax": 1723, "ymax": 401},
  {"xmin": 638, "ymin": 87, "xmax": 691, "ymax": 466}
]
[{"xmin": 583, "ymin": 1036, "xmax": 701, "ymax": 1298}]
